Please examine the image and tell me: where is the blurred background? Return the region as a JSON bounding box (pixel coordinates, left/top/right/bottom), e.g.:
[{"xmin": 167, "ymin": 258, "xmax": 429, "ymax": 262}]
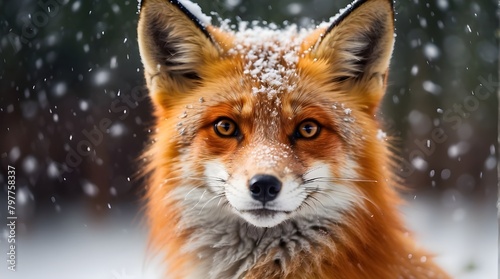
[{"xmin": 0, "ymin": 0, "xmax": 498, "ymax": 278}]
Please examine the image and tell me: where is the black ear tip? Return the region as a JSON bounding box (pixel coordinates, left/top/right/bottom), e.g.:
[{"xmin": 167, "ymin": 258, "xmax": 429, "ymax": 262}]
[
  {"xmin": 170, "ymin": 0, "xmax": 210, "ymax": 28},
  {"xmin": 141, "ymin": 0, "xmax": 213, "ymax": 43},
  {"xmin": 326, "ymin": 0, "xmax": 394, "ymax": 34}
]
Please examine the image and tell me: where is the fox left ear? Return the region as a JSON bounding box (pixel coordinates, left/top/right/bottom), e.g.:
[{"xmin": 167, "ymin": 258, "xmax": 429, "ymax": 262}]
[
  {"xmin": 307, "ymin": 0, "xmax": 395, "ymax": 108},
  {"xmin": 137, "ymin": 0, "xmax": 228, "ymax": 109}
]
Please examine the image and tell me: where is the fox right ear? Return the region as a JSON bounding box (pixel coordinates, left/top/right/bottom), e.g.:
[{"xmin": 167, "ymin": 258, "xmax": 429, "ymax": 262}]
[
  {"xmin": 137, "ymin": 0, "xmax": 222, "ymax": 104},
  {"xmin": 300, "ymin": 0, "xmax": 394, "ymax": 114}
]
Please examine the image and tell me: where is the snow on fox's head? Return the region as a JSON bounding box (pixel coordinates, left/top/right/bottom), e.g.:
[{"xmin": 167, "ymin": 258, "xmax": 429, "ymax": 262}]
[{"xmin": 138, "ymin": 0, "xmax": 395, "ymax": 228}]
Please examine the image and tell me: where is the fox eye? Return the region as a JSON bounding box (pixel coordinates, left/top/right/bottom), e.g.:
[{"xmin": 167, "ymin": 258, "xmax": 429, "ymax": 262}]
[
  {"xmin": 295, "ymin": 120, "xmax": 320, "ymax": 139},
  {"xmin": 214, "ymin": 118, "xmax": 239, "ymax": 137}
]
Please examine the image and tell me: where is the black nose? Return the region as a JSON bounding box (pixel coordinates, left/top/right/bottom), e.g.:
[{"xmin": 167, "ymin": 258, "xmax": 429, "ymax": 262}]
[{"xmin": 249, "ymin": 174, "xmax": 282, "ymax": 203}]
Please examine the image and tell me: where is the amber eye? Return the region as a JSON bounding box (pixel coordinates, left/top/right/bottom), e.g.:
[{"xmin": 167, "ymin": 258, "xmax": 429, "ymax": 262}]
[
  {"xmin": 296, "ymin": 120, "xmax": 320, "ymax": 139},
  {"xmin": 214, "ymin": 118, "xmax": 239, "ymax": 137}
]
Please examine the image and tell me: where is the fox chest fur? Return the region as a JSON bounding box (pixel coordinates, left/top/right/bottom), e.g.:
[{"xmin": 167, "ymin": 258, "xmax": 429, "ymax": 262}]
[{"xmin": 137, "ymin": 0, "xmax": 451, "ymax": 278}]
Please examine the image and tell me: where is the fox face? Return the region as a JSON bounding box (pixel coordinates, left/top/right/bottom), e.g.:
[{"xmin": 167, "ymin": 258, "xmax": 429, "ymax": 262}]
[
  {"xmin": 139, "ymin": 0, "xmax": 394, "ymax": 228},
  {"xmin": 137, "ymin": 0, "xmax": 450, "ymax": 278}
]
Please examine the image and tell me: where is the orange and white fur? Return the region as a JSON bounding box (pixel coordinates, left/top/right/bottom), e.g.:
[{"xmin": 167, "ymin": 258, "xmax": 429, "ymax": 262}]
[{"xmin": 137, "ymin": 0, "xmax": 451, "ymax": 278}]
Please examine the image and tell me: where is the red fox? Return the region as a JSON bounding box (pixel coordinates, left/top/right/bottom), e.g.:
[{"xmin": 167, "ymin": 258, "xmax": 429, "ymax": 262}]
[{"xmin": 137, "ymin": 0, "xmax": 451, "ymax": 278}]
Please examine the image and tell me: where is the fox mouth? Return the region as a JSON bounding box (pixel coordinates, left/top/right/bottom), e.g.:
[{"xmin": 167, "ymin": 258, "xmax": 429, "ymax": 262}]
[
  {"xmin": 237, "ymin": 208, "xmax": 293, "ymax": 227},
  {"xmin": 241, "ymin": 208, "xmax": 292, "ymax": 216}
]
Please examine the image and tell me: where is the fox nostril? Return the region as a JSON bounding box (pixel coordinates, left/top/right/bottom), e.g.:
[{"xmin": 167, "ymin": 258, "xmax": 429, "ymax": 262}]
[
  {"xmin": 268, "ymin": 186, "xmax": 279, "ymax": 195},
  {"xmin": 249, "ymin": 174, "xmax": 282, "ymax": 203},
  {"xmin": 250, "ymin": 185, "xmax": 262, "ymax": 195}
]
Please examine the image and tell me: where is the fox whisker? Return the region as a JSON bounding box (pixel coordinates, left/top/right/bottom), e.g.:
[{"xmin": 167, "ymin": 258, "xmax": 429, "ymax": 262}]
[
  {"xmin": 309, "ymin": 187, "xmax": 379, "ymax": 213},
  {"xmin": 303, "ymin": 177, "xmax": 377, "ymax": 184},
  {"xmin": 198, "ymin": 193, "xmax": 226, "ymax": 215},
  {"xmin": 217, "ymin": 196, "xmax": 225, "ymax": 207},
  {"xmin": 184, "ymin": 185, "xmax": 203, "ymax": 200},
  {"xmin": 190, "ymin": 189, "xmax": 207, "ymax": 211}
]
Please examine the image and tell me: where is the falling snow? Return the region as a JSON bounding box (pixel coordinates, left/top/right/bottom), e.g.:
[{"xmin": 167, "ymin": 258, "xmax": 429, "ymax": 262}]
[
  {"xmin": 447, "ymin": 142, "xmax": 470, "ymax": 158},
  {"xmin": 422, "ymin": 80, "xmax": 442, "ymax": 94},
  {"xmin": 287, "ymin": 3, "xmax": 303, "ymax": 15},
  {"xmin": 9, "ymin": 146, "xmax": 21, "ymax": 162},
  {"xmin": 22, "ymin": 156, "xmax": 38, "ymax": 174},
  {"xmin": 47, "ymin": 161, "xmax": 61, "ymax": 178},
  {"xmin": 423, "ymin": 43, "xmax": 440, "ymax": 60},
  {"xmin": 72, "ymin": 1, "xmax": 81, "ymax": 12},
  {"xmin": 94, "ymin": 70, "xmax": 111, "ymax": 86},
  {"xmin": 79, "ymin": 100, "xmax": 89, "ymax": 111},
  {"xmin": 411, "ymin": 156, "xmax": 428, "ymax": 171},
  {"xmin": 82, "ymin": 181, "xmax": 99, "ymax": 197},
  {"xmin": 53, "ymin": 82, "xmax": 67, "ymax": 97},
  {"xmin": 109, "ymin": 122, "xmax": 126, "ymax": 137}
]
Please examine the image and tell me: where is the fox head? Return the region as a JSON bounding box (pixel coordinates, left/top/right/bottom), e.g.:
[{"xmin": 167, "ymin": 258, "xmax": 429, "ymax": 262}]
[{"xmin": 138, "ymin": 0, "xmax": 395, "ymax": 229}]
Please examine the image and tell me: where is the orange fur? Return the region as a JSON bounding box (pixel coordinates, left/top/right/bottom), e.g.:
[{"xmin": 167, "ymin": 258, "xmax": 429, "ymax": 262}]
[{"xmin": 137, "ymin": 0, "xmax": 451, "ymax": 278}]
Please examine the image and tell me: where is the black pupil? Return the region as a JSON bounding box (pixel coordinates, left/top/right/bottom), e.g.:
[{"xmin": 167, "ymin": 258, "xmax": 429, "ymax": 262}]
[
  {"xmin": 303, "ymin": 124, "xmax": 314, "ymax": 135},
  {"xmin": 221, "ymin": 121, "xmax": 231, "ymax": 132}
]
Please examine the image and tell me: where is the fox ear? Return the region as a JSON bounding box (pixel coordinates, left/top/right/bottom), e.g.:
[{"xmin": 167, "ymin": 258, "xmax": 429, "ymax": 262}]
[
  {"xmin": 137, "ymin": 0, "xmax": 222, "ymax": 104},
  {"xmin": 309, "ymin": 0, "xmax": 394, "ymax": 89}
]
